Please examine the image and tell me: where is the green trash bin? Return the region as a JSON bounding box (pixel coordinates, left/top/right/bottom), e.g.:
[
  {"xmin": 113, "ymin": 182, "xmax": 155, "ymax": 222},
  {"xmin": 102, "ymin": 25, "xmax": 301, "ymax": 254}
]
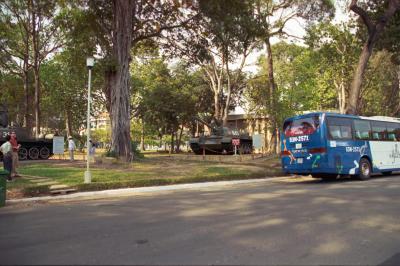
[{"xmin": 0, "ymin": 169, "xmax": 8, "ymax": 207}]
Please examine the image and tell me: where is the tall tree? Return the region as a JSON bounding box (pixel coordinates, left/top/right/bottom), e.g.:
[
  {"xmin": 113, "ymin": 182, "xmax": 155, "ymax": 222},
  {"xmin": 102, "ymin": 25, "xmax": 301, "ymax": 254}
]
[
  {"xmin": 306, "ymin": 22, "xmax": 361, "ymax": 113},
  {"xmin": 252, "ymin": 0, "xmax": 334, "ymax": 153},
  {"xmin": 165, "ymin": 0, "xmax": 258, "ymax": 126},
  {"xmin": 359, "ymin": 50, "xmax": 399, "ymax": 115},
  {"xmin": 107, "ymin": 0, "xmax": 135, "ymax": 161},
  {"xmin": 83, "ymin": 0, "xmax": 197, "ymax": 161},
  {"xmin": 131, "ymin": 57, "xmax": 211, "ymax": 153},
  {"xmin": 347, "ymin": 0, "xmax": 400, "ymax": 114},
  {"xmin": 29, "ymin": 0, "xmax": 65, "ymax": 137},
  {"xmin": 375, "ymin": 8, "xmax": 400, "ymax": 115},
  {"xmin": 0, "ymin": 0, "xmax": 32, "ymax": 127}
]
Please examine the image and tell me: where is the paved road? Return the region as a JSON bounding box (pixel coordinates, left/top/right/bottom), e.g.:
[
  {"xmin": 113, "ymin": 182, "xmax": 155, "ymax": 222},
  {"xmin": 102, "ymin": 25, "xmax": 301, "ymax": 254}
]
[{"xmin": 1, "ymin": 175, "xmax": 400, "ymax": 265}]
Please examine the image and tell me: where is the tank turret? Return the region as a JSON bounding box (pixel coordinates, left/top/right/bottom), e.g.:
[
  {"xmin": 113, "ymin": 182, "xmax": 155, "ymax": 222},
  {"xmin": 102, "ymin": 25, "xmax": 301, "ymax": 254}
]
[
  {"xmin": 189, "ymin": 116, "xmax": 252, "ymax": 155},
  {"xmin": 0, "ymin": 105, "xmax": 53, "ymax": 160}
]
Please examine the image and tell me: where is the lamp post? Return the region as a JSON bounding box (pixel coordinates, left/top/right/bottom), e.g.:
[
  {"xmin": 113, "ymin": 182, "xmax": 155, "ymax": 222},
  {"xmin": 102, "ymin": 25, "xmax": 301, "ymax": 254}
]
[{"xmin": 84, "ymin": 56, "xmax": 95, "ymax": 183}]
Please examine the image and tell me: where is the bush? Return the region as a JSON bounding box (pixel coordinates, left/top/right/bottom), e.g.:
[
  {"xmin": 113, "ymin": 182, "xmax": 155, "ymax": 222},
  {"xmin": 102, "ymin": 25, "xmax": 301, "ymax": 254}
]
[
  {"xmin": 131, "ymin": 141, "xmax": 144, "ymax": 159},
  {"xmin": 102, "ymin": 141, "xmax": 143, "ymax": 159},
  {"xmin": 103, "ymin": 149, "xmax": 118, "ymax": 158}
]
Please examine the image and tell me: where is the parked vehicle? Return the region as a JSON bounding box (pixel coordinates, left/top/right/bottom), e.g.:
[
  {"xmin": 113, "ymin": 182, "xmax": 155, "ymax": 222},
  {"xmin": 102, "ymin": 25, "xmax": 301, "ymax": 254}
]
[
  {"xmin": 0, "ymin": 107, "xmax": 53, "ymax": 161},
  {"xmin": 281, "ymin": 112, "xmax": 400, "ymax": 180},
  {"xmin": 189, "ymin": 116, "xmax": 252, "ymax": 155}
]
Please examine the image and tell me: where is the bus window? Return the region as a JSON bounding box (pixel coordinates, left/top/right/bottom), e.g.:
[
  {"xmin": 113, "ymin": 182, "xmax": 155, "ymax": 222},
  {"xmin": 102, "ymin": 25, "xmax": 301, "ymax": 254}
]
[
  {"xmin": 354, "ymin": 120, "xmax": 371, "ymax": 140},
  {"xmin": 283, "ymin": 116, "xmax": 319, "ymax": 137},
  {"xmin": 386, "ymin": 122, "xmax": 400, "ymax": 141},
  {"xmin": 326, "ymin": 117, "xmax": 352, "ymax": 140},
  {"xmin": 371, "ymin": 121, "xmax": 387, "ymax": 140}
]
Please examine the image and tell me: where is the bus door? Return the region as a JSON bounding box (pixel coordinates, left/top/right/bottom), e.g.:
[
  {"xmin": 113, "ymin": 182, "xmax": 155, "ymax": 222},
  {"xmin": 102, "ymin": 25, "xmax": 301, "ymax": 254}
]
[
  {"xmin": 282, "ymin": 114, "xmax": 323, "ymax": 171},
  {"xmin": 369, "ymin": 121, "xmax": 400, "ymax": 171},
  {"xmin": 326, "ymin": 117, "xmax": 356, "ymax": 174},
  {"xmin": 369, "ymin": 121, "xmax": 388, "ymax": 170}
]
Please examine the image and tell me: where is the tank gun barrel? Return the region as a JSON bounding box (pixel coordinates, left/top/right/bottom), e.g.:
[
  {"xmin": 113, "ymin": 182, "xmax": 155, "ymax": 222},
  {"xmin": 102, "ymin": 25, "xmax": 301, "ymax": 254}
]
[{"xmin": 193, "ymin": 116, "xmax": 218, "ymax": 131}]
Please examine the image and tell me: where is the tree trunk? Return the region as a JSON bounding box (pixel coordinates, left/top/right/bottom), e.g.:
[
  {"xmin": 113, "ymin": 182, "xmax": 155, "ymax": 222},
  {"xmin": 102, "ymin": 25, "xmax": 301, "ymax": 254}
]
[
  {"xmin": 109, "ymin": 0, "xmax": 135, "ymax": 161},
  {"xmin": 340, "ymin": 80, "xmax": 346, "ymax": 114},
  {"xmin": 140, "ymin": 119, "xmax": 145, "ymax": 151},
  {"xmin": 347, "ymin": 0, "xmax": 400, "ymax": 114},
  {"xmin": 103, "ymin": 70, "xmax": 113, "ymax": 115},
  {"xmin": 23, "ymin": 70, "xmax": 30, "ymax": 128},
  {"xmin": 346, "ymin": 36, "xmax": 375, "ymax": 114},
  {"xmin": 265, "ymin": 37, "xmax": 278, "ymax": 154},
  {"xmin": 65, "ymin": 109, "xmax": 73, "ymax": 137},
  {"xmin": 170, "ymin": 131, "xmax": 174, "ymax": 154},
  {"xmin": 176, "ymin": 125, "xmax": 184, "ymax": 153},
  {"xmin": 31, "ymin": 0, "xmax": 41, "ymax": 138},
  {"xmin": 33, "ymin": 67, "xmax": 40, "ymax": 137},
  {"xmin": 339, "ymin": 66, "xmax": 346, "ymax": 114},
  {"xmin": 391, "ymin": 66, "xmax": 400, "ymax": 116},
  {"xmin": 214, "ymin": 93, "xmax": 220, "ymax": 121},
  {"xmin": 23, "ymin": 51, "xmax": 30, "ymax": 128},
  {"xmin": 23, "ymin": 0, "xmax": 32, "ymax": 128},
  {"xmin": 203, "ymin": 65, "xmax": 223, "ymax": 122},
  {"xmin": 222, "ymin": 60, "xmax": 231, "ymax": 126}
]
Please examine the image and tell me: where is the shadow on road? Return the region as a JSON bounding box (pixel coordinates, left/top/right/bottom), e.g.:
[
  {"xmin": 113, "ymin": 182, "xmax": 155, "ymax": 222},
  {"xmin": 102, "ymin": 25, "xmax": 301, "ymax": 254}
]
[
  {"xmin": 379, "ymin": 252, "xmax": 400, "ymax": 266},
  {"xmin": 283, "ymin": 173, "xmax": 399, "ymax": 186}
]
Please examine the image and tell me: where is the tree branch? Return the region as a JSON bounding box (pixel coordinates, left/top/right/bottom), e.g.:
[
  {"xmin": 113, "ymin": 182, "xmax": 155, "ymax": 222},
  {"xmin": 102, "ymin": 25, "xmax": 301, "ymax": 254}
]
[
  {"xmin": 134, "ymin": 13, "xmax": 200, "ymax": 44},
  {"xmin": 269, "ymin": 12, "xmax": 297, "ymax": 36},
  {"xmin": 349, "ymin": 0, "xmax": 374, "ymax": 34}
]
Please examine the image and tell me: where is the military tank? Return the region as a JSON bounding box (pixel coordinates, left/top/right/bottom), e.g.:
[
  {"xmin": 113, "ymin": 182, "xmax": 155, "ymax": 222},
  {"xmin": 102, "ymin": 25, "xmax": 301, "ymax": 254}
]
[
  {"xmin": 189, "ymin": 116, "xmax": 252, "ymax": 155},
  {"xmin": 0, "ymin": 106, "xmax": 53, "ymax": 160}
]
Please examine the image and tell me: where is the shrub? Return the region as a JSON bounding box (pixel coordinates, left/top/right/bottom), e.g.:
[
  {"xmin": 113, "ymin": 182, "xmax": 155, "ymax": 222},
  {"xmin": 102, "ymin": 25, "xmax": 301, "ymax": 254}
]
[
  {"xmin": 131, "ymin": 141, "xmax": 144, "ymax": 159},
  {"xmin": 103, "ymin": 149, "xmax": 118, "ymax": 158},
  {"xmin": 102, "ymin": 142, "xmax": 143, "ymax": 159}
]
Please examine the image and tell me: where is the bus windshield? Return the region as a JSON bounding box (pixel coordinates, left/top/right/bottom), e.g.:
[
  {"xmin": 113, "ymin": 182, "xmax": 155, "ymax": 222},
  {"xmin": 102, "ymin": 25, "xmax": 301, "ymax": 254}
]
[{"xmin": 283, "ymin": 115, "xmax": 320, "ymax": 137}]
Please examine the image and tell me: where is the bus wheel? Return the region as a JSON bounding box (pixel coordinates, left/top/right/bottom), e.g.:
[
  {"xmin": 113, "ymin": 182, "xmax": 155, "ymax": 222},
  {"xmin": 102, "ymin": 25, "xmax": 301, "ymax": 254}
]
[
  {"xmin": 357, "ymin": 158, "xmax": 371, "ymax": 180},
  {"xmin": 382, "ymin": 171, "xmax": 392, "ymax": 176}
]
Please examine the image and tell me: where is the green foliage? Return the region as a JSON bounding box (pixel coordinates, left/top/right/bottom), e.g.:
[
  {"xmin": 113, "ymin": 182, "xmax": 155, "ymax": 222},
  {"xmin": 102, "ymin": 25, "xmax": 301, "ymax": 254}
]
[
  {"xmin": 91, "ymin": 129, "xmax": 111, "ymax": 144},
  {"xmin": 102, "ymin": 141, "xmax": 143, "ymax": 159},
  {"xmin": 246, "ymin": 42, "xmax": 323, "ymax": 126},
  {"xmin": 131, "ymin": 56, "xmax": 211, "ymax": 144},
  {"xmin": 360, "ymin": 50, "xmax": 399, "ymax": 116},
  {"xmin": 104, "ymin": 149, "xmax": 118, "ymax": 158},
  {"xmin": 305, "ymin": 22, "xmax": 362, "ymax": 112},
  {"xmin": 131, "ymin": 141, "xmax": 144, "ymax": 159}
]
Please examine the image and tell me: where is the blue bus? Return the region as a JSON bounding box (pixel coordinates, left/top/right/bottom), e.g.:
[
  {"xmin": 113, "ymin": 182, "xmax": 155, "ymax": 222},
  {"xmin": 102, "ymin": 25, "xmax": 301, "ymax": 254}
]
[{"xmin": 281, "ymin": 112, "xmax": 400, "ymax": 180}]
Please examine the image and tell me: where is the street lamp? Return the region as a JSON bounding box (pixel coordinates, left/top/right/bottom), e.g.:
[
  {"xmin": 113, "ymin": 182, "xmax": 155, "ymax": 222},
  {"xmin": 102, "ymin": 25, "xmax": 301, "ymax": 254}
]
[{"xmin": 84, "ymin": 56, "xmax": 95, "ymax": 183}]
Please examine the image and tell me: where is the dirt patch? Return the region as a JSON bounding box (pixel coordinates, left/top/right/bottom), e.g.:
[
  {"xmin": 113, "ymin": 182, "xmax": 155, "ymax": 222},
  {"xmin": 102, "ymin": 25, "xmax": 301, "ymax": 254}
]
[{"xmin": 6, "ymin": 189, "xmax": 24, "ymax": 199}]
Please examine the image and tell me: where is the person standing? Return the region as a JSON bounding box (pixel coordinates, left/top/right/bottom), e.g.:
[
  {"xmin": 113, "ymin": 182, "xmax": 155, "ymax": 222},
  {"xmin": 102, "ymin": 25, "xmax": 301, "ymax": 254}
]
[
  {"xmin": 0, "ymin": 135, "xmax": 13, "ymax": 181},
  {"xmin": 68, "ymin": 136, "xmax": 76, "ymax": 162},
  {"xmin": 10, "ymin": 131, "xmax": 20, "ymax": 178},
  {"xmin": 89, "ymin": 139, "xmax": 96, "ymax": 162}
]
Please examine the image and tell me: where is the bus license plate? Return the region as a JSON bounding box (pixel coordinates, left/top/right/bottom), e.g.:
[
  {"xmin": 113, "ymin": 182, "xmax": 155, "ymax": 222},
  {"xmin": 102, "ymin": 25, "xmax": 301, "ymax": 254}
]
[{"xmin": 297, "ymin": 158, "xmax": 303, "ymax": 164}]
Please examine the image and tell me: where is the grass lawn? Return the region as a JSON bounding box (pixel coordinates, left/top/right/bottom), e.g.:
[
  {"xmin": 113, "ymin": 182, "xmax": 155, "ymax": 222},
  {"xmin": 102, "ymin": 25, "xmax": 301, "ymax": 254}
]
[{"xmin": 6, "ymin": 154, "xmax": 282, "ymax": 198}]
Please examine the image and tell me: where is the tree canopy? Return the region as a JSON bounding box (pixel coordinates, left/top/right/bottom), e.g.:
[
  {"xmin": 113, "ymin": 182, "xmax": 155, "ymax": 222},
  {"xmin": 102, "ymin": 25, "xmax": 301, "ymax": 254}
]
[{"xmin": 1, "ymin": 0, "xmax": 400, "ymax": 156}]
